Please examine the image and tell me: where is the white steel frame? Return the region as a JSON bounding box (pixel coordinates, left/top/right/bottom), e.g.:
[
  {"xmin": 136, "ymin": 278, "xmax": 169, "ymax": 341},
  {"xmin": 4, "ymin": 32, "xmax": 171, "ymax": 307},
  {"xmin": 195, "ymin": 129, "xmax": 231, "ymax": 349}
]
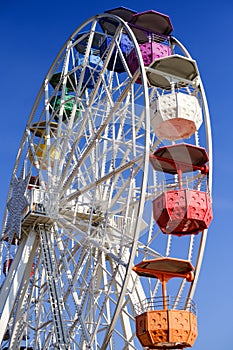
[{"xmin": 0, "ymin": 13, "xmax": 212, "ymax": 350}]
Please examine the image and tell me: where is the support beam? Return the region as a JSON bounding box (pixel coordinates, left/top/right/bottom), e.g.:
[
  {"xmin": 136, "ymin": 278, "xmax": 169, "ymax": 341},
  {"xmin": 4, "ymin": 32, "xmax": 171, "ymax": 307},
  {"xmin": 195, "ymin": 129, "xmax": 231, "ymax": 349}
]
[{"xmin": 0, "ymin": 230, "xmax": 37, "ymax": 344}]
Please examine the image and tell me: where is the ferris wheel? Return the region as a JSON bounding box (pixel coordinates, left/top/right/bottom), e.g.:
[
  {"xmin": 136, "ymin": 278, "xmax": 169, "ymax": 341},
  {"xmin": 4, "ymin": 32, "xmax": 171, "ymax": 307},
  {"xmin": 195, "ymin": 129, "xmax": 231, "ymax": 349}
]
[{"xmin": 0, "ymin": 6, "xmax": 212, "ymax": 350}]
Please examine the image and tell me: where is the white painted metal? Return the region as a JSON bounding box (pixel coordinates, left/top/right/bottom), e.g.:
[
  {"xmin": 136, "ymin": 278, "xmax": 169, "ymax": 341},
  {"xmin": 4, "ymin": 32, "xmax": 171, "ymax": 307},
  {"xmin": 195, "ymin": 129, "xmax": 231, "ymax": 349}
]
[
  {"xmin": 39, "ymin": 226, "xmax": 70, "ymax": 349},
  {"xmin": 0, "ymin": 230, "xmax": 37, "ymax": 344}
]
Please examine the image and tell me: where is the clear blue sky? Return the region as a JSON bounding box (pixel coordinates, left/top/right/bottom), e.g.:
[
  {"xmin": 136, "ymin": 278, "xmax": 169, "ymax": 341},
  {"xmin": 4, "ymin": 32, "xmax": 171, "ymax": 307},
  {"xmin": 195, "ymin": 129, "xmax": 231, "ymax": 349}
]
[{"xmin": 0, "ymin": 0, "xmax": 232, "ymax": 349}]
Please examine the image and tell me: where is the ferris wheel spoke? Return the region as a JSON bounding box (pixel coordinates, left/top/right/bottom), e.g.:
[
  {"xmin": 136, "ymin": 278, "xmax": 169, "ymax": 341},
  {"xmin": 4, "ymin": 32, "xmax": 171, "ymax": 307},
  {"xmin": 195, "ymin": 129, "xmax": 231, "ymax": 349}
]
[
  {"xmin": 60, "ymin": 156, "xmax": 142, "ymax": 209},
  {"xmin": 60, "ymin": 102, "xmax": 143, "ymax": 199}
]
